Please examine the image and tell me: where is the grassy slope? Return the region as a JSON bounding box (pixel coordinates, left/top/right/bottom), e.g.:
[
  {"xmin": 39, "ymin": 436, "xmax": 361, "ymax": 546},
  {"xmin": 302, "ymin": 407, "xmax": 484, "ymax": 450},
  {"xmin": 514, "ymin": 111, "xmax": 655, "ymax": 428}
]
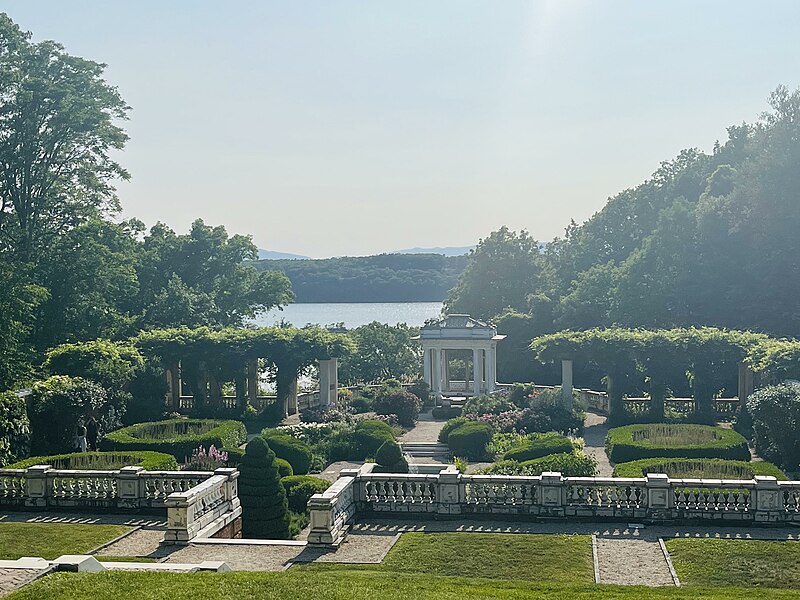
[
  {"xmin": 0, "ymin": 523, "xmax": 131, "ymax": 560},
  {"xmin": 300, "ymin": 533, "xmax": 593, "ymax": 583},
  {"xmin": 666, "ymin": 538, "xmax": 800, "ymax": 589},
  {"xmin": 10, "ymin": 571, "xmax": 800, "ymax": 600}
]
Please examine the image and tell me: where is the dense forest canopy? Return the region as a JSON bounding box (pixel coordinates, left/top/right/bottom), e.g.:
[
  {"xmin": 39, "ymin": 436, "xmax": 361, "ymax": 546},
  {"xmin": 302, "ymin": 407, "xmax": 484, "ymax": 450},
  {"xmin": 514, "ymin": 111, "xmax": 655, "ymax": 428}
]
[{"xmin": 254, "ymin": 253, "xmax": 467, "ymax": 303}]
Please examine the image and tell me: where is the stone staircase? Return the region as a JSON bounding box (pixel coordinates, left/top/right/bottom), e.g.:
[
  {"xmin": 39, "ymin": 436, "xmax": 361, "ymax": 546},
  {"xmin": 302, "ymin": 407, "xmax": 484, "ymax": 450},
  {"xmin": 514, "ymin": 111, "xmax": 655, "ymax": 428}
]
[{"xmin": 401, "ymin": 441, "xmax": 451, "ymax": 460}]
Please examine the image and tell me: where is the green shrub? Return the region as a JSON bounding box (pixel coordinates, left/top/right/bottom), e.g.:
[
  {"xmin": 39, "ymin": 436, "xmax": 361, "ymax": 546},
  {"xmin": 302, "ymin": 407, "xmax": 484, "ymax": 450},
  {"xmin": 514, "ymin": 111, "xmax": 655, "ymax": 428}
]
[
  {"xmin": 0, "ymin": 391, "xmax": 30, "ymax": 466},
  {"xmin": 275, "ymin": 457, "xmax": 294, "ymax": 478},
  {"xmin": 101, "ymin": 419, "xmax": 247, "ymax": 462},
  {"xmin": 748, "ymin": 383, "xmax": 800, "ymax": 469},
  {"xmin": 479, "ymin": 452, "xmax": 597, "ymax": 477},
  {"xmin": 438, "ymin": 416, "xmax": 467, "ymax": 443},
  {"xmin": 605, "ymin": 424, "xmax": 750, "ymax": 464},
  {"xmin": 6, "ymin": 450, "xmax": 178, "ymax": 471},
  {"xmin": 374, "ymin": 387, "xmax": 421, "ymax": 427},
  {"xmin": 352, "ymin": 419, "xmax": 395, "ymax": 458},
  {"xmin": 374, "ymin": 440, "xmax": 408, "ymax": 473},
  {"xmin": 350, "ymin": 395, "xmax": 373, "ymax": 413},
  {"xmin": 432, "ymin": 406, "xmax": 462, "ymax": 420},
  {"xmin": 282, "ymin": 475, "xmax": 331, "ymax": 513},
  {"xmin": 260, "ymin": 431, "xmax": 313, "ymax": 475},
  {"xmin": 447, "ymin": 421, "xmax": 493, "ymax": 460},
  {"xmin": 29, "ymin": 376, "xmax": 115, "ymax": 455},
  {"xmin": 462, "ymin": 395, "xmax": 516, "ymax": 417},
  {"xmin": 408, "ymin": 380, "xmax": 431, "ymax": 405},
  {"xmin": 222, "ymin": 446, "xmax": 244, "ymax": 466},
  {"xmin": 612, "ymin": 457, "xmax": 787, "ymax": 480},
  {"xmin": 238, "ymin": 437, "xmax": 290, "ymax": 539},
  {"xmin": 502, "ymin": 433, "xmax": 574, "ymax": 462}
]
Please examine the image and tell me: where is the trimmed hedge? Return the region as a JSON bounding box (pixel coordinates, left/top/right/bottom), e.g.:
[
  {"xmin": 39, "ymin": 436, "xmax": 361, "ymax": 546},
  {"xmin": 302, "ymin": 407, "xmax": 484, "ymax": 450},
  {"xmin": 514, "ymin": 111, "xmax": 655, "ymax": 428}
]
[
  {"xmin": 612, "ymin": 457, "xmax": 787, "ymax": 480},
  {"xmin": 605, "ymin": 424, "xmax": 750, "ymax": 464},
  {"xmin": 261, "ymin": 432, "xmax": 313, "ymax": 475},
  {"xmin": 100, "ymin": 419, "xmax": 247, "ymax": 462},
  {"xmin": 480, "ymin": 452, "xmax": 597, "ymax": 477},
  {"xmin": 282, "ymin": 475, "xmax": 331, "ymax": 512},
  {"xmin": 239, "ymin": 437, "xmax": 290, "ymax": 539},
  {"xmin": 438, "ymin": 417, "xmax": 467, "ymax": 443},
  {"xmin": 432, "ymin": 406, "xmax": 462, "ymax": 420},
  {"xmin": 447, "ymin": 421, "xmax": 493, "ymax": 460},
  {"xmin": 352, "ymin": 419, "xmax": 395, "ymax": 458},
  {"xmin": 502, "ymin": 433, "xmax": 574, "ymax": 462},
  {"xmin": 374, "ymin": 440, "xmax": 408, "ymax": 473},
  {"xmin": 6, "ymin": 450, "xmax": 178, "ymax": 471}
]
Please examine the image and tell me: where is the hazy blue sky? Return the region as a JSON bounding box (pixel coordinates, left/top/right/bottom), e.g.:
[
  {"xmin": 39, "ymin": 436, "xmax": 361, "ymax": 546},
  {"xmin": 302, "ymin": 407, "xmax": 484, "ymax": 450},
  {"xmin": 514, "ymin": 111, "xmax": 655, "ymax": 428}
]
[{"xmin": 5, "ymin": 1, "xmax": 800, "ymax": 257}]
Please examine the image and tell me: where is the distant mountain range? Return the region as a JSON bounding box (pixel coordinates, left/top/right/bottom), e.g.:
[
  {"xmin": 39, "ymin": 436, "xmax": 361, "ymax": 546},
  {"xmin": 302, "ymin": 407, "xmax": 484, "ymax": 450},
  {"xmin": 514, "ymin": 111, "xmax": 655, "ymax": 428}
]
[{"xmin": 257, "ymin": 246, "xmax": 472, "ymax": 260}]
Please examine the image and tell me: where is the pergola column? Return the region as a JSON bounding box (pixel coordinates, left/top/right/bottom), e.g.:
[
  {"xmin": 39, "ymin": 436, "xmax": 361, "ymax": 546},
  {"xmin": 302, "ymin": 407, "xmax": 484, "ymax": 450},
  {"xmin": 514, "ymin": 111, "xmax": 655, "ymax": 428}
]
[
  {"xmin": 561, "ymin": 359, "xmax": 574, "ymax": 410},
  {"xmin": 288, "ymin": 376, "xmax": 299, "ymax": 415},
  {"xmin": 318, "ymin": 359, "xmax": 338, "ymax": 406},
  {"xmin": 166, "ymin": 361, "xmax": 182, "ymax": 409},
  {"xmin": 738, "ymin": 362, "xmax": 755, "ymax": 410},
  {"xmin": 246, "ymin": 359, "xmax": 258, "ymax": 405}
]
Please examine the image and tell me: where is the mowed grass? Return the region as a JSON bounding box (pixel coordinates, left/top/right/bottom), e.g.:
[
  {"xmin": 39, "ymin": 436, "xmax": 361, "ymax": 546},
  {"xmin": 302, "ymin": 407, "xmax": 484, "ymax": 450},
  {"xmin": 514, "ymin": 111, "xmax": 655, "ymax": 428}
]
[
  {"xmin": 0, "ymin": 522, "xmax": 131, "ymax": 560},
  {"xmin": 9, "ymin": 570, "xmax": 800, "ymax": 600},
  {"xmin": 381, "ymin": 533, "xmax": 592, "ymax": 582},
  {"xmin": 665, "ymin": 538, "xmax": 800, "ymax": 588}
]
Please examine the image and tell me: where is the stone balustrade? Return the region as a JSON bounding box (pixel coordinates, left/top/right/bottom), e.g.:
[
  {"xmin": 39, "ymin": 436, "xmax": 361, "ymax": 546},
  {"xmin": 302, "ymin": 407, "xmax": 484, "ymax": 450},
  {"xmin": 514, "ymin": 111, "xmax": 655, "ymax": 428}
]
[
  {"xmin": 307, "ymin": 465, "xmax": 800, "ymax": 546},
  {"xmin": 0, "ymin": 465, "xmax": 241, "ymax": 543}
]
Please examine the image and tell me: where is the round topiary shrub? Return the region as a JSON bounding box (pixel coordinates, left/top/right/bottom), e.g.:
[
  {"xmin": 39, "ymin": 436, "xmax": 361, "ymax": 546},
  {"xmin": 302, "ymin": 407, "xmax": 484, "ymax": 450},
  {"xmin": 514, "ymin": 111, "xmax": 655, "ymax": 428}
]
[
  {"xmin": 605, "ymin": 424, "xmax": 750, "ymax": 464},
  {"xmin": 282, "ymin": 475, "xmax": 331, "ymax": 513},
  {"xmin": 260, "ymin": 432, "xmax": 313, "ymax": 475},
  {"xmin": 275, "ymin": 457, "xmax": 294, "ymax": 478},
  {"xmin": 6, "ymin": 450, "xmax": 178, "ymax": 471},
  {"xmin": 748, "ymin": 383, "xmax": 800, "ymax": 470},
  {"xmin": 438, "ymin": 416, "xmax": 467, "ymax": 443},
  {"xmin": 374, "ymin": 440, "xmax": 408, "ymax": 473},
  {"xmin": 447, "ymin": 421, "xmax": 493, "ymax": 460},
  {"xmin": 612, "ymin": 457, "xmax": 787, "ymax": 480},
  {"xmin": 101, "ymin": 419, "xmax": 247, "ymax": 462},
  {"xmin": 238, "ymin": 437, "xmax": 290, "ymax": 539},
  {"xmin": 502, "ymin": 432, "xmax": 574, "ymax": 462},
  {"xmin": 375, "ymin": 387, "xmax": 421, "ymax": 427},
  {"xmin": 352, "ymin": 419, "xmax": 395, "ymax": 458}
]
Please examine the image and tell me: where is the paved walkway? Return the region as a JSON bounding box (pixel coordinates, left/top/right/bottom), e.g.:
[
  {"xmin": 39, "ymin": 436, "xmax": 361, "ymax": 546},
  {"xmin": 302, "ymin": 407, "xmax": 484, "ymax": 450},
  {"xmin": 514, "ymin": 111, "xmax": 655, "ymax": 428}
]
[
  {"xmin": 583, "ymin": 411, "xmax": 613, "ymax": 476},
  {"xmin": 595, "ymin": 537, "xmax": 674, "ymax": 586},
  {"xmin": 0, "ymin": 568, "xmax": 49, "ymax": 598},
  {"xmin": 398, "ymin": 410, "xmax": 446, "ymax": 443}
]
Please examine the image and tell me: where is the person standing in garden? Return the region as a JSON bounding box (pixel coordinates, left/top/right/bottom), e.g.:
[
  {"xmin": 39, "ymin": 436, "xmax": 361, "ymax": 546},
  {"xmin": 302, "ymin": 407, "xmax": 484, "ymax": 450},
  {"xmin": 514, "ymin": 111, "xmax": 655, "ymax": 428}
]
[
  {"xmin": 75, "ymin": 420, "xmax": 88, "ymax": 452},
  {"xmin": 86, "ymin": 416, "xmax": 99, "ymax": 451}
]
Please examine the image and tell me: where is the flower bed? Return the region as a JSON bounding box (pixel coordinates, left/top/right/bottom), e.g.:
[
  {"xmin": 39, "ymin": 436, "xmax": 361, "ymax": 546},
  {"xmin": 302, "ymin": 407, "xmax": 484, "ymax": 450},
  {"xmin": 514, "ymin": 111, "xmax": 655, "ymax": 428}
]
[
  {"xmin": 612, "ymin": 457, "xmax": 786, "ymax": 480},
  {"xmin": 478, "ymin": 452, "xmax": 598, "ymax": 477},
  {"xmin": 605, "ymin": 424, "xmax": 750, "ymax": 464},
  {"xmin": 6, "ymin": 451, "xmax": 178, "ymax": 471},
  {"xmin": 101, "ymin": 419, "xmax": 247, "ymax": 462}
]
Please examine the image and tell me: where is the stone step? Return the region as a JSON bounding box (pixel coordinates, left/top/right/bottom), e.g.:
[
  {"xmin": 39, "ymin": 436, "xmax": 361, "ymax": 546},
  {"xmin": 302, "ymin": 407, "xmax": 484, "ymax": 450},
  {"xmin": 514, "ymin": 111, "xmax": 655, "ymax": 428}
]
[{"xmin": 401, "ymin": 442, "xmax": 450, "ymax": 457}]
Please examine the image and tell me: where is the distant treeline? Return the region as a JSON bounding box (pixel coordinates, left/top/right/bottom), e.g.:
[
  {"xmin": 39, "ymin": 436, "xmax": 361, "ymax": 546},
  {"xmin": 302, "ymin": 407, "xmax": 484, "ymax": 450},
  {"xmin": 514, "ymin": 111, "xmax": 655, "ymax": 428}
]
[{"xmin": 253, "ymin": 254, "xmax": 468, "ymax": 302}]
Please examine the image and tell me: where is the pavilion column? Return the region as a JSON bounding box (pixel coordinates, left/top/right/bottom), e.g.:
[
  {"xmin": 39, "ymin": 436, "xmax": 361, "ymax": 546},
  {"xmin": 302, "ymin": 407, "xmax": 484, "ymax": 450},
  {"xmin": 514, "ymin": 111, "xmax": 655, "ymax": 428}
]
[
  {"xmin": 738, "ymin": 362, "xmax": 755, "ymax": 413},
  {"xmin": 423, "ymin": 348, "xmax": 432, "ymax": 389},
  {"xmin": 431, "ymin": 349, "xmax": 442, "ymax": 401},
  {"xmin": 478, "ymin": 349, "xmax": 485, "ymax": 393},
  {"xmin": 473, "ymin": 348, "xmax": 481, "ymax": 396},
  {"xmin": 487, "ymin": 346, "xmax": 497, "ymax": 393},
  {"xmin": 561, "ymin": 359, "xmax": 574, "ymax": 411},
  {"xmin": 443, "ymin": 350, "xmax": 450, "ymax": 394},
  {"xmin": 246, "ymin": 359, "xmax": 259, "ymax": 406}
]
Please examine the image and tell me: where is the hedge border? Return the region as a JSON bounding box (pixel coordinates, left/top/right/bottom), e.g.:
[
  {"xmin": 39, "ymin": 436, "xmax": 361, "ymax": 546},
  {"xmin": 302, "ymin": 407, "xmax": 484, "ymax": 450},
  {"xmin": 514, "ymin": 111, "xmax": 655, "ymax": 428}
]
[
  {"xmin": 6, "ymin": 450, "xmax": 178, "ymax": 471},
  {"xmin": 605, "ymin": 424, "xmax": 750, "ymax": 464},
  {"xmin": 612, "ymin": 457, "xmax": 786, "ymax": 480},
  {"xmin": 101, "ymin": 419, "xmax": 247, "ymax": 461},
  {"xmin": 502, "ymin": 433, "xmax": 574, "ymax": 462}
]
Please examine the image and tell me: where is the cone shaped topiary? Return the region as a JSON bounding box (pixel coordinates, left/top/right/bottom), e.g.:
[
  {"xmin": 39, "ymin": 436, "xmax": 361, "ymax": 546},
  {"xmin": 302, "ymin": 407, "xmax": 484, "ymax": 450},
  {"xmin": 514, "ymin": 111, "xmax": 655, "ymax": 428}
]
[{"xmin": 239, "ymin": 436, "xmax": 290, "ymax": 539}]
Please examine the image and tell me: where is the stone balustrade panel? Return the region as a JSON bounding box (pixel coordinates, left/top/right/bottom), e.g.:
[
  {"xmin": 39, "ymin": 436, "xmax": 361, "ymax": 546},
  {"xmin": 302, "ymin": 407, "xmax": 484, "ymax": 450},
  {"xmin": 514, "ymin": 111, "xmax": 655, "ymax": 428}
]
[{"xmin": 0, "ymin": 469, "xmax": 26, "ymax": 506}]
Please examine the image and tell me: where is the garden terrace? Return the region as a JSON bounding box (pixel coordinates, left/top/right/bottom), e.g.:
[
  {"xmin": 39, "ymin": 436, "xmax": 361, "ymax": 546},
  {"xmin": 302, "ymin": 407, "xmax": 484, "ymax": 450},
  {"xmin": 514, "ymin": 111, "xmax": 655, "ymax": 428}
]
[
  {"xmin": 6, "ymin": 451, "xmax": 178, "ymax": 471},
  {"xmin": 134, "ymin": 326, "xmax": 354, "ymax": 419}
]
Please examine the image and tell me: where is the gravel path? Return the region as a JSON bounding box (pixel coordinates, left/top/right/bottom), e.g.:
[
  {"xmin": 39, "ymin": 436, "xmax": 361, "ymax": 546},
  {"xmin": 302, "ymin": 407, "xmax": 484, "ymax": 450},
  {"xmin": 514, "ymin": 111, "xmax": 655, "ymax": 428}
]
[
  {"xmin": 97, "ymin": 528, "xmax": 166, "ymax": 559},
  {"xmin": 399, "ymin": 411, "xmax": 445, "ymax": 443},
  {"xmin": 583, "ymin": 412, "xmax": 613, "ymax": 476},
  {"xmin": 595, "ymin": 537, "xmax": 674, "ymax": 586},
  {"xmin": 0, "ymin": 568, "xmax": 48, "ymax": 598}
]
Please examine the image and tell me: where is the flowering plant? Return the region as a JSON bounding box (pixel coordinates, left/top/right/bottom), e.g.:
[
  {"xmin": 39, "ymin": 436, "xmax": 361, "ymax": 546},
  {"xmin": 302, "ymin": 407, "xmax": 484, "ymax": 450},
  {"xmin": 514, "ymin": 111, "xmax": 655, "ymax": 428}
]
[{"xmin": 183, "ymin": 445, "xmax": 229, "ymax": 471}]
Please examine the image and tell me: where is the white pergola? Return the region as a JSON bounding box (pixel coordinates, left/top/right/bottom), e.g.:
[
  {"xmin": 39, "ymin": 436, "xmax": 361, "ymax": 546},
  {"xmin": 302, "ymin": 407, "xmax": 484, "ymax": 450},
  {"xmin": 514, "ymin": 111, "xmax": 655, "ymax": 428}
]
[{"xmin": 416, "ymin": 315, "xmax": 505, "ymax": 401}]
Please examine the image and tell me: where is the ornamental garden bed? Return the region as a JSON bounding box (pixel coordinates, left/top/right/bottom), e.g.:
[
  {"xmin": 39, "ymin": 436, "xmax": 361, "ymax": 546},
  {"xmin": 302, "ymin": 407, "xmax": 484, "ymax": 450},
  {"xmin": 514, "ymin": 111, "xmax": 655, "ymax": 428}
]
[
  {"xmin": 100, "ymin": 419, "xmax": 247, "ymax": 462},
  {"xmin": 612, "ymin": 457, "xmax": 786, "ymax": 480},
  {"xmin": 5, "ymin": 451, "xmax": 178, "ymax": 471},
  {"xmin": 605, "ymin": 424, "xmax": 750, "ymax": 464}
]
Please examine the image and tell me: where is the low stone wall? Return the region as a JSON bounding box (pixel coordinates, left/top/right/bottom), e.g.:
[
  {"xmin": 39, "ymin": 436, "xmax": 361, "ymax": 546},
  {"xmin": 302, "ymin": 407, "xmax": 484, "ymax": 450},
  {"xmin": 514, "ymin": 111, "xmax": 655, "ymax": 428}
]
[{"xmin": 307, "ymin": 464, "xmax": 800, "ymax": 546}]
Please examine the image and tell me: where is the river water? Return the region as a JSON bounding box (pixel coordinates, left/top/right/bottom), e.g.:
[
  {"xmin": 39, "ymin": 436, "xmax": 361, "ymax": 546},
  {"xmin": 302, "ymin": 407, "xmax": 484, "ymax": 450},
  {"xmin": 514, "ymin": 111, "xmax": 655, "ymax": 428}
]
[{"xmin": 252, "ymin": 301, "xmax": 444, "ymax": 329}]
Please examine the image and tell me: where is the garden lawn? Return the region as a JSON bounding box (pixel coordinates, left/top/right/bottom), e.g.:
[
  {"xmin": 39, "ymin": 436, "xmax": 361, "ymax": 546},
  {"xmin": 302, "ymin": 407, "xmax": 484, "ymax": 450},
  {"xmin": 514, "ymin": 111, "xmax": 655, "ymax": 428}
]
[
  {"xmin": 665, "ymin": 538, "xmax": 800, "ymax": 588},
  {"xmin": 0, "ymin": 523, "xmax": 131, "ymax": 560},
  {"xmin": 9, "ymin": 571, "xmax": 800, "ymax": 600}
]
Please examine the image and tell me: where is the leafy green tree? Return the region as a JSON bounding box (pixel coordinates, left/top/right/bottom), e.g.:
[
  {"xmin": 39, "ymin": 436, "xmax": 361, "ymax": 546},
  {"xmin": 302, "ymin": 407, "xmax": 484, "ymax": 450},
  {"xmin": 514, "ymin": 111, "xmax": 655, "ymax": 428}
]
[
  {"xmin": 0, "ymin": 263, "xmax": 46, "ymax": 390},
  {"xmin": 446, "ymin": 227, "xmax": 545, "ymax": 321},
  {"xmin": 238, "ymin": 436, "xmax": 290, "ymax": 539},
  {"xmin": 339, "ymin": 322, "xmax": 421, "ymax": 384},
  {"xmin": 0, "ymin": 390, "xmax": 30, "ymax": 465},
  {"xmin": 0, "ymin": 13, "xmax": 129, "ymax": 264}
]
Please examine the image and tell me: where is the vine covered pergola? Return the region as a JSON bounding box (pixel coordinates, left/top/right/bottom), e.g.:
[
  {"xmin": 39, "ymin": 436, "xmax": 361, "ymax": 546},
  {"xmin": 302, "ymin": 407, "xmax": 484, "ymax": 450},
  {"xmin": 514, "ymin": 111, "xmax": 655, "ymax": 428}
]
[
  {"xmin": 135, "ymin": 326, "xmax": 354, "ymax": 417},
  {"xmin": 530, "ymin": 327, "xmax": 769, "ymax": 421}
]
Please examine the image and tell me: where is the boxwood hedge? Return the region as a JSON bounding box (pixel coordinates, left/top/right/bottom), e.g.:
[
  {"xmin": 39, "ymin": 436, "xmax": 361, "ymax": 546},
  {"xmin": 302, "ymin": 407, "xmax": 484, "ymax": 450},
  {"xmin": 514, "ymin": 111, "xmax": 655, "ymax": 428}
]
[
  {"xmin": 282, "ymin": 475, "xmax": 331, "ymax": 512},
  {"xmin": 612, "ymin": 457, "xmax": 786, "ymax": 480},
  {"xmin": 260, "ymin": 431, "xmax": 313, "ymax": 475},
  {"xmin": 6, "ymin": 450, "xmax": 178, "ymax": 471},
  {"xmin": 605, "ymin": 424, "xmax": 750, "ymax": 464},
  {"xmin": 447, "ymin": 421, "xmax": 493, "ymax": 460},
  {"xmin": 101, "ymin": 419, "xmax": 247, "ymax": 462},
  {"xmin": 502, "ymin": 433, "xmax": 574, "ymax": 462}
]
